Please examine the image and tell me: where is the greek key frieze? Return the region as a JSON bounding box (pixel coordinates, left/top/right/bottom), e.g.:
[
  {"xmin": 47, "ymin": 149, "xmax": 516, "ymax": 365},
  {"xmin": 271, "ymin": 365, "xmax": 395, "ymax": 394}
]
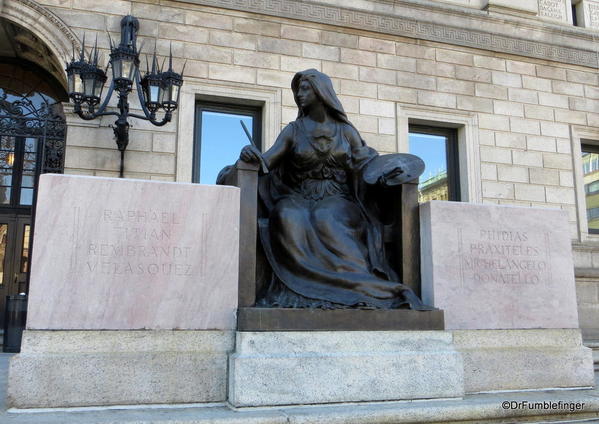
[{"xmin": 187, "ymin": 0, "xmax": 597, "ymax": 68}]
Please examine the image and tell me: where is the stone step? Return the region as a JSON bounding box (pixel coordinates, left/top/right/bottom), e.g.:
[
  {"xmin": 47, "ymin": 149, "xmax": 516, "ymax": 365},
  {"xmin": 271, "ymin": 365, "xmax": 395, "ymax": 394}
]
[
  {"xmin": 584, "ymin": 340, "xmax": 599, "ymax": 372},
  {"xmin": 2, "ymin": 396, "xmax": 599, "ymax": 424}
]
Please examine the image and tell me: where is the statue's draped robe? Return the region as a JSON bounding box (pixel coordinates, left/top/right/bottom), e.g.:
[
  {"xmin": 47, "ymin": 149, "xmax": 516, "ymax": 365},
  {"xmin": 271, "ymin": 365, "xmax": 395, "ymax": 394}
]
[{"xmin": 257, "ymin": 119, "xmax": 421, "ymax": 309}]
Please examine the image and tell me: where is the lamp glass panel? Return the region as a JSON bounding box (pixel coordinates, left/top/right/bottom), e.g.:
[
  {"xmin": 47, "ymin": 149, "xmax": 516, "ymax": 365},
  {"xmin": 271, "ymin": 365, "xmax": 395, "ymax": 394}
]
[
  {"xmin": 149, "ymin": 85, "xmax": 160, "ymax": 103},
  {"xmin": 74, "ymin": 74, "xmax": 84, "ymax": 94},
  {"xmin": 112, "ymin": 59, "xmax": 123, "ymax": 80},
  {"xmin": 163, "ymin": 80, "xmax": 173, "ymax": 102},
  {"xmin": 93, "ymin": 80, "xmax": 104, "ymax": 98},
  {"xmin": 75, "ymin": 75, "xmax": 83, "ymax": 93},
  {"xmin": 121, "ymin": 58, "xmax": 134, "ymax": 81},
  {"xmin": 68, "ymin": 73, "xmax": 75, "ymax": 94},
  {"xmin": 170, "ymin": 84, "xmax": 180, "ymax": 102},
  {"xmin": 83, "ymin": 77, "xmax": 95, "ymax": 96}
]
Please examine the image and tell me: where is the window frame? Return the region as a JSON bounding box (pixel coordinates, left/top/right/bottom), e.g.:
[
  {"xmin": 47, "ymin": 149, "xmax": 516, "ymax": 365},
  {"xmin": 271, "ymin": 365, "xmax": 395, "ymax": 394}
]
[
  {"xmin": 192, "ymin": 101, "xmax": 262, "ymax": 184},
  {"xmin": 408, "ymin": 124, "xmax": 461, "ymax": 202},
  {"xmin": 570, "ymin": 126, "xmax": 599, "ymax": 242},
  {"xmin": 176, "ymin": 81, "xmax": 279, "ymax": 182},
  {"xmin": 397, "ymin": 104, "xmax": 481, "ymax": 203},
  {"xmin": 581, "ymin": 142, "xmax": 599, "ymax": 235}
]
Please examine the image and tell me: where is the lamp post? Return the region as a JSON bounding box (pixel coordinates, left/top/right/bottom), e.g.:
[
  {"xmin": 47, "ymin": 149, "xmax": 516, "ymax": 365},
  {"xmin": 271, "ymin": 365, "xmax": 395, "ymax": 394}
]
[{"xmin": 65, "ymin": 15, "xmax": 184, "ymax": 177}]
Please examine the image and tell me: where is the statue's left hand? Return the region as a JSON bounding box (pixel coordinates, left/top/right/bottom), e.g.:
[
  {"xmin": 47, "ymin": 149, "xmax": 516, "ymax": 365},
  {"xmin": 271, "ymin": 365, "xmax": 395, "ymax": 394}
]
[{"xmin": 378, "ymin": 166, "xmax": 404, "ymax": 185}]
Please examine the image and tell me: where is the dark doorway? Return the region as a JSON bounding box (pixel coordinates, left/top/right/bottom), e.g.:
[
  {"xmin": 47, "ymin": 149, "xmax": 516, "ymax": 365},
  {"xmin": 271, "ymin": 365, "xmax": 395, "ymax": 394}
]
[{"xmin": 0, "ymin": 58, "xmax": 67, "ymax": 328}]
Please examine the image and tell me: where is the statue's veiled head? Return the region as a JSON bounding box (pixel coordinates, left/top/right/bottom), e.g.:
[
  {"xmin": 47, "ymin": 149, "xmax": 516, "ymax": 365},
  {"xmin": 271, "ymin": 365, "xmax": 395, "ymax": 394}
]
[{"xmin": 291, "ymin": 69, "xmax": 349, "ymax": 124}]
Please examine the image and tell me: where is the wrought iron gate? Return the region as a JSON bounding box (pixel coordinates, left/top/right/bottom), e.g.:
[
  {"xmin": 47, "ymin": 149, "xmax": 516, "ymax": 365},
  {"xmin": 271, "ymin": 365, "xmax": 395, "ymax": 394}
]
[{"xmin": 0, "ymin": 90, "xmax": 66, "ymax": 327}]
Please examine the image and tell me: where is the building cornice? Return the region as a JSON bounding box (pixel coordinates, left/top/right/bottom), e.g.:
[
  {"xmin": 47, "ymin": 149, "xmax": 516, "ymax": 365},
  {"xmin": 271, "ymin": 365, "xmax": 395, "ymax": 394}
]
[{"xmin": 180, "ymin": 0, "xmax": 599, "ymax": 68}]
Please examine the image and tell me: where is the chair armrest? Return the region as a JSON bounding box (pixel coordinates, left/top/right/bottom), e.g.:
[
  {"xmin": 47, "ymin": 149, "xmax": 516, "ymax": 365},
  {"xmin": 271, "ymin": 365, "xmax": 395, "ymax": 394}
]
[
  {"xmin": 401, "ymin": 180, "xmax": 421, "ymax": 297},
  {"xmin": 220, "ymin": 160, "xmax": 260, "ymax": 307}
]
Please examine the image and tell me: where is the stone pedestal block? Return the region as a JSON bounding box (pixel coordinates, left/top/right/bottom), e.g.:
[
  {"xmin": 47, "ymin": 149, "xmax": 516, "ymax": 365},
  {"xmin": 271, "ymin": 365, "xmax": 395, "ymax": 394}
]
[
  {"xmin": 420, "ymin": 201, "xmax": 579, "ymax": 330},
  {"xmin": 228, "ymin": 331, "xmax": 464, "ymax": 407},
  {"xmin": 27, "ymin": 174, "xmax": 240, "ymax": 330},
  {"xmin": 8, "ymin": 330, "xmax": 234, "ymax": 408},
  {"xmin": 455, "ymin": 329, "xmax": 595, "ymax": 393}
]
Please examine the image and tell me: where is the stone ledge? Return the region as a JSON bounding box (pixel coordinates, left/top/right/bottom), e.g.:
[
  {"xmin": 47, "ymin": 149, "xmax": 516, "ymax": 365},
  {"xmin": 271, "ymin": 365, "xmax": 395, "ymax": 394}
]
[{"xmin": 19, "ymin": 330, "xmax": 234, "ymax": 353}]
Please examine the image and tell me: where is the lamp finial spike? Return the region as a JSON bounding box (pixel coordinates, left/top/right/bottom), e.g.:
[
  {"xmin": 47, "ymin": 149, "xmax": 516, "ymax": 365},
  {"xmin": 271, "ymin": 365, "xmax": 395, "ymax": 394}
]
[
  {"xmin": 151, "ymin": 47, "xmax": 158, "ymax": 74},
  {"xmin": 181, "ymin": 59, "xmax": 187, "ymax": 77},
  {"xmin": 93, "ymin": 35, "xmax": 99, "ymax": 65},
  {"xmin": 80, "ymin": 33, "xmax": 86, "ymax": 61}
]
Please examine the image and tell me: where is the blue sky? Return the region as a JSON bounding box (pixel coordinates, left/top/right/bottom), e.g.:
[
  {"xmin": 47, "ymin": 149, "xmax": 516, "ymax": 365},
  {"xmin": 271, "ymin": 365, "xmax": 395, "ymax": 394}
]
[
  {"xmin": 408, "ymin": 132, "xmax": 447, "ymax": 181},
  {"xmin": 199, "ymin": 111, "xmax": 253, "ymax": 184}
]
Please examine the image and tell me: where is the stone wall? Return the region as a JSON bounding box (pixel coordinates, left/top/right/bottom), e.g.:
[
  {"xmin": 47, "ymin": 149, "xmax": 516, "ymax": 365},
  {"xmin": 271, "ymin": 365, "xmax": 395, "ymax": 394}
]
[{"xmin": 20, "ymin": 0, "xmax": 599, "ymax": 338}]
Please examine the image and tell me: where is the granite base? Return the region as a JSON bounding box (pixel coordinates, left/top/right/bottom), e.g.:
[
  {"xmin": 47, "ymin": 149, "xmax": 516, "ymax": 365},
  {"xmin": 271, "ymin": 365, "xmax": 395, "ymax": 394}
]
[
  {"xmin": 228, "ymin": 331, "xmax": 464, "ymax": 407},
  {"xmin": 8, "ymin": 330, "xmax": 234, "ymax": 408},
  {"xmin": 455, "ymin": 329, "xmax": 595, "ymax": 393}
]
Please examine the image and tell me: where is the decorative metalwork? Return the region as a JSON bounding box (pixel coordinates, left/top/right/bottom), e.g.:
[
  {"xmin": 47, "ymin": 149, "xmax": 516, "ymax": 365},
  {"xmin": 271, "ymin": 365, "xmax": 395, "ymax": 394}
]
[
  {"xmin": 66, "ymin": 15, "xmax": 184, "ymax": 177},
  {"xmin": 0, "ymin": 91, "xmax": 66, "ymax": 176}
]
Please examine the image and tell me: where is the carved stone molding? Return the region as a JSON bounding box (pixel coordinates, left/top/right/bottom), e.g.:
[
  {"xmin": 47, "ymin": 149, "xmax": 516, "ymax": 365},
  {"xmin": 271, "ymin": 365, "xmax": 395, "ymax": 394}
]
[
  {"xmin": 13, "ymin": 0, "xmax": 79, "ymax": 46},
  {"xmin": 183, "ymin": 0, "xmax": 598, "ymax": 68},
  {"xmin": 1, "ymin": 0, "xmax": 81, "ymax": 87}
]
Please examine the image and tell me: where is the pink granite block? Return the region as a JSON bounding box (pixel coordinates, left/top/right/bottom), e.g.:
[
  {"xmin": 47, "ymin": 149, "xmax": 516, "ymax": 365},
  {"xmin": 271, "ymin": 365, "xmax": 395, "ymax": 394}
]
[
  {"xmin": 27, "ymin": 174, "xmax": 239, "ymax": 330},
  {"xmin": 420, "ymin": 201, "xmax": 579, "ymax": 330}
]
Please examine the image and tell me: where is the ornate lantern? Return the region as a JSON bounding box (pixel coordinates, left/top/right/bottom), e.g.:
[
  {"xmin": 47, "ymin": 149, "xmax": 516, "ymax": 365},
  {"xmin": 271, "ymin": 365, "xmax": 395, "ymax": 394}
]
[{"xmin": 65, "ymin": 15, "xmax": 184, "ymax": 177}]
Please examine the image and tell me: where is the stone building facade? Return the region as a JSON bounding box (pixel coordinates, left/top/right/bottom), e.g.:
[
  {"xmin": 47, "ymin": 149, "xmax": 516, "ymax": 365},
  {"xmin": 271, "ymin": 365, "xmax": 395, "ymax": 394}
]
[{"xmin": 1, "ymin": 0, "xmax": 599, "ymax": 339}]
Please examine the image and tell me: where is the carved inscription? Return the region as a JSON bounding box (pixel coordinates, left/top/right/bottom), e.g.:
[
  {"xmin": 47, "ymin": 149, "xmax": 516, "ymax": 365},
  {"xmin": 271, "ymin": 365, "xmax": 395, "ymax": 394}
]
[
  {"xmin": 80, "ymin": 208, "xmax": 199, "ymax": 278},
  {"xmin": 589, "ymin": 3, "xmax": 599, "ymax": 28},
  {"xmin": 458, "ymin": 228, "xmax": 550, "ymax": 286},
  {"xmin": 539, "ymin": 0, "xmax": 567, "ymax": 20}
]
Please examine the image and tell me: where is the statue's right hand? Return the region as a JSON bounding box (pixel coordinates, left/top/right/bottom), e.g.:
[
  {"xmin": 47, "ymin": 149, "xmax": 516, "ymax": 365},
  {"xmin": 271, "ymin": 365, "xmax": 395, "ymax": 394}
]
[{"xmin": 240, "ymin": 144, "xmax": 262, "ymax": 164}]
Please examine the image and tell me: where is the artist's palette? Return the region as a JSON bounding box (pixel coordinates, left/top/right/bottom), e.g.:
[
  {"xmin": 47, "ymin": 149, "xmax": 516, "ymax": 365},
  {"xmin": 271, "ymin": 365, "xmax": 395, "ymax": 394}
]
[{"xmin": 362, "ymin": 153, "xmax": 425, "ymax": 186}]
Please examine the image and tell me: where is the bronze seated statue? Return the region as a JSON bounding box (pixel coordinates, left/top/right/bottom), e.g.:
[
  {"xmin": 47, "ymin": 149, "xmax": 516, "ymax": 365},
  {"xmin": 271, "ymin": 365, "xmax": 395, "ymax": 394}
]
[{"xmin": 219, "ymin": 69, "xmax": 430, "ymax": 311}]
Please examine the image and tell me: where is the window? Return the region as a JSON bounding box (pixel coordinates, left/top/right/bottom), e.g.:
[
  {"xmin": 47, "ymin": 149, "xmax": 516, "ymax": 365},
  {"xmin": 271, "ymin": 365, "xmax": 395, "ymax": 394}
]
[
  {"xmin": 193, "ymin": 102, "xmax": 261, "ymax": 184},
  {"xmin": 582, "ymin": 144, "xmax": 599, "ymax": 234},
  {"xmin": 572, "ymin": 0, "xmax": 581, "ymax": 26},
  {"xmin": 408, "ymin": 125, "xmax": 460, "ymax": 202}
]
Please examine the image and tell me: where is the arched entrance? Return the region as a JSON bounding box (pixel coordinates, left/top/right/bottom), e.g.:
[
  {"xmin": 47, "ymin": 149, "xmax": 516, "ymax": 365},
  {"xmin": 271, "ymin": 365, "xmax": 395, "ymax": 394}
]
[{"xmin": 0, "ymin": 18, "xmax": 67, "ymax": 328}]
